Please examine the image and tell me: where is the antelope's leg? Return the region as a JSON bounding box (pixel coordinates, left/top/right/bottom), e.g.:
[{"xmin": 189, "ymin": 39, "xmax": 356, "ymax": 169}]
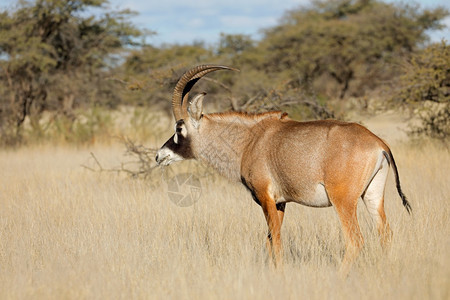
[
  {"xmin": 258, "ymin": 192, "xmax": 283, "ymax": 267},
  {"xmin": 327, "ymin": 187, "xmax": 364, "ymax": 276},
  {"xmin": 276, "ymin": 203, "xmax": 286, "ymax": 226},
  {"xmin": 273, "ymin": 203, "xmax": 286, "ymax": 262},
  {"xmin": 362, "ymin": 160, "xmax": 392, "ymax": 249},
  {"xmin": 363, "ymin": 193, "xmax": 392, "ymax": 249}
]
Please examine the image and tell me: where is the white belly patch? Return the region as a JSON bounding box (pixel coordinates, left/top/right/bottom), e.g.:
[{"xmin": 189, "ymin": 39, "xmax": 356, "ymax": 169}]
[
  {"xmin": 306, "ymin": 183, "xmax": 331, "ymax": 207},
  {"xmin": 276, "ymin": 183, "xmax": 331, "ymax": 208}
]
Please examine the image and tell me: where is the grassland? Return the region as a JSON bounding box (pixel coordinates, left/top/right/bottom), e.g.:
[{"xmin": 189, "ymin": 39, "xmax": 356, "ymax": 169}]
[{"xmin": 0, "ymin": 127, "xmax": 449, "ymax": 299}]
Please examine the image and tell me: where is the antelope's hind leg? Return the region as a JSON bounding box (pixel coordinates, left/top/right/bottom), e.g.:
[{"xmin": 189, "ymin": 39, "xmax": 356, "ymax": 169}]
[
  {"xmin": 327, "ymin": 186, "xmax": 364, "ymax": 276},
  {"xmin": 363, "ymin": 158, "xmax": 392, "ymax": 248}
]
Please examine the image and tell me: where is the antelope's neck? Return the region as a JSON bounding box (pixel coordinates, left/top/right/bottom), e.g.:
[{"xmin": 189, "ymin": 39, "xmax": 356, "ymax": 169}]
[{"xmin": 193, "ymin": 114, "xmax": 260, "ymax": 181}]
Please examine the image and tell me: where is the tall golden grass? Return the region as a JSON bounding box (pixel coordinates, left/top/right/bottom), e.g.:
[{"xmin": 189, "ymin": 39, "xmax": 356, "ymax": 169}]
[{"xmin": 0, "ymin": 139, "xmax": 448, "ymax": 299}]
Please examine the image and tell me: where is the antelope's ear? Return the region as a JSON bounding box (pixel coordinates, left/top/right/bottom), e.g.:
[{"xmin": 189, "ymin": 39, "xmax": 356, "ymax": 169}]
[{"xmin": 188, "ymin": 93, "xmax": 205, "ymax": 127}]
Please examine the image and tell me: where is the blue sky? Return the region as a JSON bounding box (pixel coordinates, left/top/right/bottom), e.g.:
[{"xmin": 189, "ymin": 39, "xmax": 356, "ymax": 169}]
[{"xmin": 1, "ymin": 0, "xmax": 449, "ymax": 46}]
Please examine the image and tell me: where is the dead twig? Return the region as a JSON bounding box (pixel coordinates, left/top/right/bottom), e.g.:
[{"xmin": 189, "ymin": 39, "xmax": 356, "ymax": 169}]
[{"xmin": 81, "ymin": 137, "xmax": 160, "ymax": 179}]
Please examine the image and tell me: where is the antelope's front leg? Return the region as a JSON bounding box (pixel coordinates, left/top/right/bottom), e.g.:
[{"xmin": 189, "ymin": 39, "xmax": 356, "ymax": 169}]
[{"xmin": 258, "ymin": 191, "xmax": 283, "ymax": 267}]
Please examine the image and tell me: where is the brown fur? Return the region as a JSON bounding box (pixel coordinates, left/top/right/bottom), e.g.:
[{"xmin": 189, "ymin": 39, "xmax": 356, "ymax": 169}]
[
  {"xmin": 181, "ymin": 112, "xmax": 404, "ymax": 274},
  {"xmin": 158, "ymin": 65, "xmax": 410, "ymax": 276}
]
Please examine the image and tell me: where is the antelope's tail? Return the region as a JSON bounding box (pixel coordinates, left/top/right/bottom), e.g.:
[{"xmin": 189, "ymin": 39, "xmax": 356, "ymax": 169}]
[{"xmin": 383, "ymin": 150, "xmax": 412, "ymax": 214}]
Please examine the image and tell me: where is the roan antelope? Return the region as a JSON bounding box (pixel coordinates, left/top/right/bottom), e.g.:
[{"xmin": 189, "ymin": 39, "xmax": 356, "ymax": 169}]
[{"xmin": 155, "ymin": 65, "xmax": 411, "ymax": 275}]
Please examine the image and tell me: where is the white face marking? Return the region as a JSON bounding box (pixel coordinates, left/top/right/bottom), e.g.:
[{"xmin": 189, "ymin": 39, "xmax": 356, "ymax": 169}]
[
  {"xmin": 173, "ymin": 123, "xmax": 179, "ymax": 144},
  {"xmin": 179, "ymin": 126, "xmax": 187, "ymax": 137},
  {"xmin": 174, "ymin": 122, "xmax": 187, "ymax": 141},
  {"xmin": 156, "ymin": 147, "xmax": 184, "ymax": 166}
]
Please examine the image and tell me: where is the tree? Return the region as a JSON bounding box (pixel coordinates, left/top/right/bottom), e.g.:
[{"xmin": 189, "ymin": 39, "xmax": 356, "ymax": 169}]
[
  {"xmin": 125, "ymin": 44, "xmax": 212, "ymax": 73},
  {"xmin": 218, "ymin": 33, "xmax": 253, "ymax": 55},
  {"xmin": 256, "ymin": 0, "xmax": 448, "ymax": 99},
  {"xmin": 121, "ymin": 44, "xmax": 214, "ymax": 111},
  {"xmin": 0, "ymin": 0, "xmax": 141, "ymax": 144},
  {"xmin": 394, "ymin": 41, "xmax": 449, "ymax": 140}
]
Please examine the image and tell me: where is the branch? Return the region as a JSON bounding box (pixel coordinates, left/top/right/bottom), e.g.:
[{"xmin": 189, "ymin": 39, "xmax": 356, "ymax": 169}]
[
  {"xmin": 202, "ymin": 77, "xmax": 240, "ymax": 110},
  {"xmin": 81, "ymin": 137, "xmax": 160, "ymax": 179}
]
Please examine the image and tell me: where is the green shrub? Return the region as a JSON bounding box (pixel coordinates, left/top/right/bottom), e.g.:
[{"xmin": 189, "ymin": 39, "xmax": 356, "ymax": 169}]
[{"xmin": 394, "ymin": 41, "xmax": 450, "ymax": 141}]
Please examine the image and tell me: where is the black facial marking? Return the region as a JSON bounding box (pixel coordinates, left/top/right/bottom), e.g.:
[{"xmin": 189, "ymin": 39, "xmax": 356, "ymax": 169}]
[
  {"xmin": 176, "ymin": 119, "xmax": 185, "ymax": 127},
  {"xmin": 162, "ymin": 120, "xmax": 194, "ymax": 159}
]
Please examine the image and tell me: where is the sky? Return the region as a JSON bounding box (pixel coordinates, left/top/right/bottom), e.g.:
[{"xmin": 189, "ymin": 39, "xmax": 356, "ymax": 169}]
[
  {"xmin": 1, "ymin": 0, "xmax": 449, "ymax": 46},
  {"xmin": 110, "ymin": 0, "xmax": 450, "ymax": 46}
]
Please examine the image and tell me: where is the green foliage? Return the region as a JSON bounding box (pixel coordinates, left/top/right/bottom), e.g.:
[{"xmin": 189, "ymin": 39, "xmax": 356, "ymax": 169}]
[
  {"xmin": 397, "ymin": 41, "xmax": 449, "ymax": 104},
  {"xmin": 119, "ymin": 44, "xmax": 217, "ymax": 111},
  {"xmin": 412, "ymin": 103, "xmax": 449, "ymax": 141},
  {"xmin": 216, "ymin": 33, "xmax": 255, "ymax": 65},
  {"xmin": 125, "ymin": 44, "xmax": 212, "ymax": 73},
  {"xmin": 217, "ymin": 33, "xmax": 254, "ymax": 55},
  {"xmin": 255, "ymin": 0, "xmax": 448, "ymax": 99},
  {"xmin": 119, "ymin": 1, "xmax": 448, "ymax": 123},
  {"xmin": 0, "ymin": 0, "xmax": 449, "ymax": 146},
  {"xmin": 0, "ymin": 0, "xmax": 141, "ymax": 145},
  {"xmin": 394, "ymin": 41, "xmax": 449, "ymax": 140}
]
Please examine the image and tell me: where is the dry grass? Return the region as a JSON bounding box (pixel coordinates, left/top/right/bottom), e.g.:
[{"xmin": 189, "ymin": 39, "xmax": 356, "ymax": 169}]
[{"xmin": 0, "ymin": 140, "xmax": 449, "ymax": 299}]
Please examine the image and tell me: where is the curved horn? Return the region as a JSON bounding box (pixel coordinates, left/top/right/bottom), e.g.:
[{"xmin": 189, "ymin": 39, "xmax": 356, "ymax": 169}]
[{"xmin": 172, "ymin": 65, "xmax": 239, "ymax": 121}]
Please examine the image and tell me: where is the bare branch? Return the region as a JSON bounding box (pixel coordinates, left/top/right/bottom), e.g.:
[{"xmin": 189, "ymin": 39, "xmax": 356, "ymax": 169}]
[{"xmin": 81, "ymin": 138, "xmax": 160, "ymax": 179}]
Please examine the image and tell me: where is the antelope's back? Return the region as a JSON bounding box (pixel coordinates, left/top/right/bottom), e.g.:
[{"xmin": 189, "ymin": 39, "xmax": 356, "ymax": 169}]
[{"xmin": 254, "ymin": 119, "xmax": 387, "ymax": 203}]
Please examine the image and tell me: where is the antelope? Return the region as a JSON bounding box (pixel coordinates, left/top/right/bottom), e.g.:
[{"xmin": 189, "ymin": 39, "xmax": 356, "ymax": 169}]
[{"xmin": 155, "ymin": 65, "xmax": 411, "ymax": 275}]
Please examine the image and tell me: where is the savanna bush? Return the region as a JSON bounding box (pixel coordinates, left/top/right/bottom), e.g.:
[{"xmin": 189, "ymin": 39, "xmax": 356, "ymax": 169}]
[{"xmin": 394, "ymin": 41, "xmax": 450, "ymax": 141}]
